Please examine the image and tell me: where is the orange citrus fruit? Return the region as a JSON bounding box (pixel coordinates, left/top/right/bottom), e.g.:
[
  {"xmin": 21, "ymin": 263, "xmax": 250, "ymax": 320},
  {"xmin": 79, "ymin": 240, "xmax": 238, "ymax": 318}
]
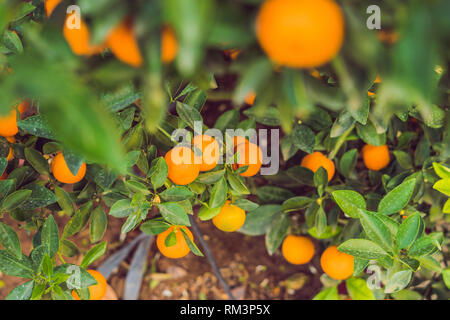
[
  {"xmin": 361, "ymin": 144, "xmax": 390, "ymax": 171},
  {"xmin": 233, "ymin": 142, "xmax": 263, "ymax": 177},
  {"xmin": 320, "ymin": 245, "xmax": 354, "ymax": 280},
  {"xmin": 212, "ymin": 200, "xmax": 246, "ymax": 232},
  {"xmin": 164, "ymin": 146, "xmax": 200, "ymax": 185},
  {"xmin": 0, "ymin": 110, "xmax": 18, "ymax": 137},
  {"xmin": 44, "ymin": 0, "xmax": 62, "ymax": 17},
  {"xmin": 63, "ymin": 12, "xmax": 105, "ymax": 56},
  {"xmin": 51, "ymin": 152, "xmax": 86, "ymax": 184},
  {"xmin": 255, "ymin": 0, "xmax": 344, "ymax": 68},
  {"xmin": 300, "ymin": 152, "xmax": 335, "ymax": 181},
  {"xmin": 72, "ymin": 270, "xmax": 107, "ymax": 300},
  {"xmin": 161, "ymin": 26, "xmax": 178, "ymax": 64},
  {"xmin": 106, "ymin": 19, "xmax": 143, "ymax": 67},
  {"xmin": 157, "ymin": 226, "xmax": 193, "ymax": 259},
  {"xmin": 192, "ymin": 135, "xmax": 220, "ymax": 172},
  {"xmin": 281, "ymin": 235, "xmax": 315, "ymax": 265}
]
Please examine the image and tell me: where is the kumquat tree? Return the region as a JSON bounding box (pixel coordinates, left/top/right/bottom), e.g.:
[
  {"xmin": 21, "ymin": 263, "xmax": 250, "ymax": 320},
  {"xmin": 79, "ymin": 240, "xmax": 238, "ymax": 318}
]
[{"xmin": 0, "ymin": 0, "xmax": 448, "ymax": 303}]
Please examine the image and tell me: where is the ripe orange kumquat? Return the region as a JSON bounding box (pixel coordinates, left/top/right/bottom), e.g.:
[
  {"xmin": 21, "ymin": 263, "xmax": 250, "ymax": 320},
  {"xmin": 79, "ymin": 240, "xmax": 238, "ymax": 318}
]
[
  {"xmin": 300, "ymin": 152, "xmax": 335, "ymax": 181},
  {"xmin": 0, "ymin": 110, "xmax": 18, "ymax": 137},
  {"xmin": 255, "ymin": 0, "xmax": 345, "ymax": 68},
  {"xmin": 361, "ymin": 144, "xmax": 390, "ymax": 171},
  {"xmin": 233, "ymin": 142, "xmax": 263, "ymax": 177},
  {"xmin": 212, "ymin": 200, "xmax": 246, "ymax": 232},
  {"xmin": 157, "ymin": 226, "xmax": 193, "ymax": 259},
  {"xmin": 161, "ymin": 26, "xmax": 178, "ymax": 64},
  {"xmin": 192, "ymin": 135, "xmax": 220, "ymax": 172},
  {"xmin": 282, "ymin": 235, "xmax": 315, "ymax": 265},
  {"xmin": 164, "ymin": 146, "xmax": 200, "ymax": 185},
  {"xmin": 106, "ymin": 19, "xmax": 143, "ymax": 67},
  {"xmin": 72, "ymin": 270, "xmax": 107, "ymax": 300},
  {"xmin": 63, "ymin": 13, "xmax": 105, "ymax": 56},
  {"xmin": 51, "ymin": 152, "xmax": 87, "ymax": 184},
  {"xmin": 320, "ymin": 245, "xmax": 354, "ymax": 280}
]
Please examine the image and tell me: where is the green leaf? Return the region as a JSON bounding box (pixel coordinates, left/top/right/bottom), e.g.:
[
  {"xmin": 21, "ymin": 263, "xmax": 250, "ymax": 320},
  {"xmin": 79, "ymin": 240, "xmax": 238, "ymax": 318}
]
[
  {"xmin": 346, "ymin": 277, "xmax": 375, "ymax": 300},
  {"xmin": 214, "ymin": 109, "xmax": 239, "ymax": 131},
  {"xmin": 2, "ymin": 29, "xmax": 23, "ymax": 54},
  {"xmin": 408, "ymin": 235, "xmax": 439, "ymax": 257},
  {"xmin": 140, "ymin": 218, "xmax": 171, "ymax": 236},
  {"xmin": 149, "ymin": 157, "xmax": 168, "ymax": 189},
  {"xmin": 396, "ymin": 213, "xmax": 422, "ymax": 249},
  {"xmin": 0, "ymin": 222, "xmax": 21, "ymax": 259},
  {"xmin": 243, "ymin": 106, "xmax": 281, "ymax": 127},
  {"xmin": 0, "ymin": 180, "xmax": 14, "ymax": 203},
  {"xmin": 239, "ymin": 205, "xmax": 281, "ymax": 236},
  {"xmin": 378, "ymin": 178, "xmax": 416, "ymax": 215},
  {"xmin": 160, "ymin": 186, "xmax": 194, "ymax": 202},
  {"xmin": 62, "ymin": 149, "xmax": 85, "ymax": 176},
  {"xmin": 196, "ymin": 169, "xmax": 225, "ymax": 184},
  {"xmin": 313, "ymin": 286, "xmax": 338, "ymax": 300},
  {"xmin": 393, "ymin": 150, "xmax": 413, "ymax": 170},
  {"xmin": 338, "ymin": 239, "xmax": 387, "ymax": 260},
  {"xmin": 81, "ymin": 242, "xmax": 107, "ymax": 268},
  {"xmin": 433, "ymin": 179, "xmax": 450, "ymax": 196},
  {"xmin": 432, "ymin": 163, "xmax": 450, "ymax": 179},
  {"xmin": 176, "ymin": 102, "xmax": 203, "ymax": 129},
  {"xmin": 332, "ymin": 190, "xmax": 366, "ymax": 218},
  {"xmin": 59, "ymin": 240, "xmax": 79, "ymax": 258},
  {"xmin": 443, "ymin": 268, "xmax": 450, "ymax": 290},
  {"xmin": 30, "ymin": 245, "xmax": 47, "ymax": 271},
  {"xmin": 359, "ymin": 210, "xmax": 394, "ymax": 252},
  {"xmin": 226, "ymin": 171, "xmax": 250, "ymax": 195},
  {"xmin": 0, "ymin": 251, "xmax": 34, "ymax": 278},
  {"xmin": 282, "ymin": 196, "xmax": 313, "ymax": 212},
  {"xmin": 41, "ymin": 215, "xmax": 59, "ymax": 257},
  {"xmin": 291, "ymin": 124, "xmax": 315, "ymax": 154},
  {"xmin": 109, "ymin": 199, "xmax": 134, "ymax": 218},
  {"xmin": 265, "ymin": 213, "xmax": 289, "ymax": 255},
  {"xmin": 256, "ymin": 186, "xmax": 295, "ymax": 204},
  {"xmin": 233, "ymin": 199, "xmax": 259, "ymax": 212},
  {"xmin": 180, "ymin": 228, "xmax": 203, "ymax": 257},
  {"xmin": 308, "ymin": 226, "xmax": 342, "ymax": 240},
  {"xmin": 356, "ymin": 120, "xmax": 386, "ymax": 146},
  {"xmin": 157, "ymin": 202, "xmax": 190, "ymax": 226},
  {"xmin": 209, "ymin": 177, "xmax": 228, "ymax": 209},
  {"xmin": 391, "ymin": 289, "xmax": 422, "ymax": 300},
  {"xmin": 62, "ymin": 201, "xmax": 93, "ymax": 239},
  {"xmin": 339, "ymin": 148, "xmax": 358, "ymax": 178},
  {"xmin": 24, "ymin": 148, "xmax": 49, "ymax": 175},
  {"xmin": 90, "ymin": 206, "xmax": 107, "ymax": 243},
  {"xmin": 17, "ymin": 115, "xmax": 56, "ymax": 140},
  {"xmin": 54, "ymin": 186, "xmax": 75, "ymax": 216},
  {"xmin": 314, "ymin": 206, "xmax": 327, "ymax": 236},
  {"xmin": 6, "ymin": 280, "xmax": 34, "ymax": 300},
  {"xmin": 54, "ymin": 264, "xmax": 97, "ymax": 289},
  {"xmin": 384, "ymin": 270, "xmax": 412, "ymax": 294},
  {"xmin": 1, "ymin": 189, "xmax": 32, "ymax": 211}
]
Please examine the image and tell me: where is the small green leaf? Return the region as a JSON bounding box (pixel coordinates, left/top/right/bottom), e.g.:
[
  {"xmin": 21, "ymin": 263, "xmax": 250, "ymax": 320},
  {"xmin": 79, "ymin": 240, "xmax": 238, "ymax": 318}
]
[
  {"xmin": 265, "ymin": 213, "xmax": 289, "ymax": 255},
  {"xmin": 140, "ymin": 218, "xmax": 171, "ymax": 235},
  {"xmin": 346, "ymin": 277, "xmax": 375, "ymax": 300},
  {"xmin": 157, "ymin": 202, "xmax": 190, "ymax": 226},
  {"xmin": 6, "ymin": 280, "xmax": 34, "ymax": 300},
  {"xmin": 1, "ymin": 190, "xmax": 32, "ymax": 211},
  {"xmin": 149, "ymin": 157, "xmax": 168, "ymax": 189},
  {"xmin": 160, "ymin": 186, "xmax": 194, "ymax": 202},
  {"xmin": 338, "ymin": 239, "xmax": 387, "ymax": 260},
  {"xmin": 0, "ymin": 222, "xmax": 21, "ymax": 259},
  {"xmin": 396, "ymin": 213, "xmax": 422, "ymax": 249},
  {"xmin": 90, "ymin": 206, "xmax": 107, "ymax": 243},
  {"xmin": 332, "ymin": 190, "xmax": 366, "ymax": 218},
  {"xmin": 81, "ymin": 242, "xmax": 107, "ymax": 268}
]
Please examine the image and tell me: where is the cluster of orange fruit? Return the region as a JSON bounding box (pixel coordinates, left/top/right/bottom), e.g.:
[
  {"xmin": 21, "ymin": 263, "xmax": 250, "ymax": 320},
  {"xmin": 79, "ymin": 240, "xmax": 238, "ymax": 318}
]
[
  {"xmin": 45, "ymin": 0, "xmax": 178, "ymax": 67},
  {"xmin": 164, "ymin": 135, "xmax": 263, "ymax": 186},
  {"xmin": 282, "ymin": 235, "xmax": 354, "ymax": 280},
  {"xmin": 71, "ymin": 269, "xmax": 107, "ymax": 300},
  {"xmin": 300, "ymin": 144, "xmax": 390, "ymax": 181}
]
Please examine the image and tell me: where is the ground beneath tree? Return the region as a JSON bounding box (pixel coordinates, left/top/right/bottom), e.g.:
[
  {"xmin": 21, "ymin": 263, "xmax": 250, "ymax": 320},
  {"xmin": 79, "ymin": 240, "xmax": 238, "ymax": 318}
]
[{"xmin": 0, "ymin": 212, "xmax": 323, "ymax": 300}]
